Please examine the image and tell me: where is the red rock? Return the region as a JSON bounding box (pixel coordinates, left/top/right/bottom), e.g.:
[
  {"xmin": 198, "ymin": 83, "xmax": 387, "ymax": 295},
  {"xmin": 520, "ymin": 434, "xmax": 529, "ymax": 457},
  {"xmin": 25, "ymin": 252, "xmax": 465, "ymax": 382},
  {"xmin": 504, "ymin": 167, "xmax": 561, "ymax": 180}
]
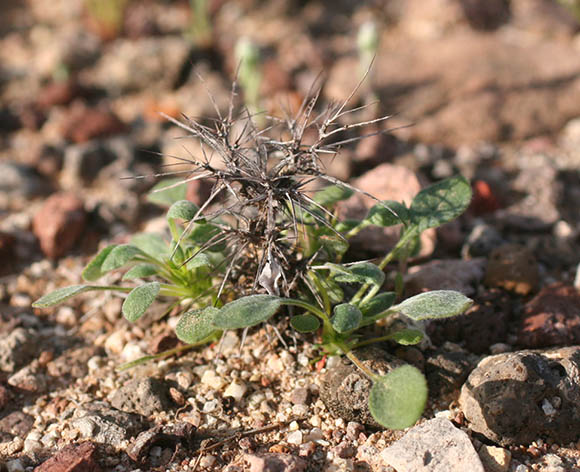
[
  {"xmin": 62, "ymin": 104, "xmax": 126, "ymax": 143},
  {"xmin": 469, "ymin": 180, "xmax": 501, "ymax": 216},
  {"xmin": 34, "ymin": 442, "xmax": 101, "ymax": 472},
  {"xmin": 518, "ymin": 283, "xmax": 580, "ymax": 348},
  {"xmin": 36, "ymin": 80, "xmax": 82, "ymax": 110},
  {"xmin": 336, "ymin": 163, "xmax": 436, "ymax": 257},
  {"xmin": 32, "ymin": 192, "xmax": 87, "ymax": 259}
]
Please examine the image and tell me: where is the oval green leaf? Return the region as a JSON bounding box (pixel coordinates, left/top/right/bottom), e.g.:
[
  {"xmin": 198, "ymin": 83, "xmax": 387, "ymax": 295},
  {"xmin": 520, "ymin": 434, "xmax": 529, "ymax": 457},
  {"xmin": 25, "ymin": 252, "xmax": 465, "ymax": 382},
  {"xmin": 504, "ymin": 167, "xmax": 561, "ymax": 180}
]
[
  {"xmin": 388, "ymin": 328, "xmax": 424, "ymax": 345},
  {"xmin": 147, "ymin": 178, "xmax": 187, "ymax": 207},
  {"xmin": 101, "ymin": 245, "xmax": 143, "ymax": 272},
  {"xmin": 365, "ymin": 200, "xmax": 408, "ymax": 227},
  {"xmin": 331, "ymin": 262, "xmax": 385, "ymax": 287},
  {"xmin": 185, "ymin": 253, "xmax": 212, "ymax": 270},
  {"xmin": 33, "ymin": 285, "xmax": 103, "ymax": 308},
  {"xmin": 410, "ymin": 175, "xmax": 472, "ymax": 231},
  {"xmin": 331, "ymin": 303, "xmax": 363, "ymax": 333},
  {"xmin": 393, "ymin": 290, "xmax": 473, "ymax": 321},
  {"xmin": 176, "ymin": 306, "xmax": 220, "ymax": 343},
  {"xmin": 212, "ymin": 295, "xmax": 282, "ymax": 330},
  {"xmin": 313, "ymin": 185, "xmax": 354, "ymax": 208},
  {"xmin": 122, "ymin": 282, "xmax": 160, "ymax": 322},
  {"xmin": 290, "ymin": 314, "xmax": 321, "ymax": 333},
  {"xmin": 167, "ymin": 200, "xmax": 200, "ymax": 222},
  {"xmin": 360, "ymin": 292, "xmax": 396, "ymax": 318},
  {"xmin": 122, "ymin": 264, "xmax": 159, "ymax": 281},
  {"xmin": 130, "ymin": 233, "xmax": 168, "ymax": 258},
  {"xmin": 82, "ymin": 245, "xmax": 118, "ymax": 281},
  {"xmin": 188, "ymin": 224, "xmax": 222, "ymax": 247},
  {"xmin": 369, "ymin": 365, "xmax": 428, "ymax": 430}
]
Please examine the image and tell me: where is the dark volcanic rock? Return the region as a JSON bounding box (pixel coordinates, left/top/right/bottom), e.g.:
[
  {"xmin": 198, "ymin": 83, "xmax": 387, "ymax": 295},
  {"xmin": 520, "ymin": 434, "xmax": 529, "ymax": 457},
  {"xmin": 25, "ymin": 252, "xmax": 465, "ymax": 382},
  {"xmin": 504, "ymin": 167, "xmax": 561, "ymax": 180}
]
[
  {"xmin": 109, "ymin": 377, "xmax": 172, "ymax": 416},
  {"xmin": 425, "ymin": 345, "xmax": 477, "ymax": 397},
  {"xmin": 517, "ymin": 283, "xmax": 580, "ymax": 348},
  {"xmin": 459, "ymin": 347, "xmax": 580, "ymax": 445},
  {"xmin": 0, "ymin": 327, "xmax": 39, "ymax": 373},
  {"xmin": 320, "ymin": 347, "xmax": 405, "ymax": 428},
  {"xmin": 71, "ymin": 402, "xmax": 146, "ymax": 448}
]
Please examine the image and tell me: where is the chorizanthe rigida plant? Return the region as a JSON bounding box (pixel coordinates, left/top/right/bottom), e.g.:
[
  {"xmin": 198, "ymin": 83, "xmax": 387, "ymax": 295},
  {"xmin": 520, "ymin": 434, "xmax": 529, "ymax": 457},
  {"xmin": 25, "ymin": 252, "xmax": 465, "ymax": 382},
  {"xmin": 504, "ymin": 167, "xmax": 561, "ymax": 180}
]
[{"xmin": 34, "ymin": 75, "xmax": 474, "ymax": 429}]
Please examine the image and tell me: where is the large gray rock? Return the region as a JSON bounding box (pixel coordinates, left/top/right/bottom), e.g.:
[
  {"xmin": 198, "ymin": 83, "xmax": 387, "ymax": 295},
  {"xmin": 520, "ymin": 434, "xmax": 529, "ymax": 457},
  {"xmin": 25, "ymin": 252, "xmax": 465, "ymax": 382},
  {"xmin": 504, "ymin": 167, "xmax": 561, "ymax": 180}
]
[
  {"xmin": 0, "ymin": 328, "xmax": 38, "ymax": 373},
  {"xmin": 459, "ymin": 347, "xmax": 580, "ymax": 445},
  {"xmin": 109, "ymin": 377, "xmax": 172, "ymax": 416},
  {"xmin": 71, "ymin": 402, "xmax": 145, "ymax": 447},
  {"xmin": 377, "ymin": 418, "xmax": 484, "ymax": 472}
]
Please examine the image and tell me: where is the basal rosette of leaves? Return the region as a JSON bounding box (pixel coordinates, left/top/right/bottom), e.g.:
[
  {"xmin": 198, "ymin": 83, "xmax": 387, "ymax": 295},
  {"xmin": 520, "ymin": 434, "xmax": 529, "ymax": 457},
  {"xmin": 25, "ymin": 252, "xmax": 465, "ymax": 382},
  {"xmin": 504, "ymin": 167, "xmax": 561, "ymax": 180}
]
[{"xmin": 34, "ymin": 171, "xmax": 473, "ymax": 430}]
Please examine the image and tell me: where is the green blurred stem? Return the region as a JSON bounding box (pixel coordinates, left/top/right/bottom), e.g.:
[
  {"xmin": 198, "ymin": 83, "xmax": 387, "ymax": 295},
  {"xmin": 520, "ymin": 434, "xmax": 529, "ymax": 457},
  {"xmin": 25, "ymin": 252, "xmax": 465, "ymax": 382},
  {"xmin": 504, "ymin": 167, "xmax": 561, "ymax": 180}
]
[
  {"xmin": 333, "ymin": 340, "xmax": 378, "ymax": 381},
  {"xmin": 350, "ymin": 227, "xmax": 418, "ymax": 305}
]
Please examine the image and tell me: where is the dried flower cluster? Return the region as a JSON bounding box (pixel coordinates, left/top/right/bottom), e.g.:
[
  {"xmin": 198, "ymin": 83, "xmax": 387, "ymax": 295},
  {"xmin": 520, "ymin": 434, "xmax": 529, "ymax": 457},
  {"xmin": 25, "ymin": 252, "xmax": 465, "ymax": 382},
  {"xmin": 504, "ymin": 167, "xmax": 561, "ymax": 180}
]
[{"xmin": 160, "ymin": 78, "xmax": 392, "ymax": 299}]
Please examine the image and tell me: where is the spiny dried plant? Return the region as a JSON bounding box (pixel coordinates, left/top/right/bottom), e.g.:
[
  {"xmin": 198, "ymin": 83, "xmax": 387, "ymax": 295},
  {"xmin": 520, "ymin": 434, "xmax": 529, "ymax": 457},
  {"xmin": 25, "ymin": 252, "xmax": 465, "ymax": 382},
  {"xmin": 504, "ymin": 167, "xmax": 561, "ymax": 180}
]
[{"xmin": 158, "ymin": 74, "xmax": 394, "ymax": 301}]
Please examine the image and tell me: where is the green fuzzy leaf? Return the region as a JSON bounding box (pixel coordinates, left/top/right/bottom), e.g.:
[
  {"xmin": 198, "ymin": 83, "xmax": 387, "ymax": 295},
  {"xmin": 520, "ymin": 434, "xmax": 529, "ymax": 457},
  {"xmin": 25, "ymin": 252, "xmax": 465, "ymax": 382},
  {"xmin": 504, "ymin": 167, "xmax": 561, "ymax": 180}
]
[
  {"xmin": 122, "ymin": 282, "xmax": 160, "ymax": 322},
  {"xmin": 393, "ymin": 290, "xmax": 473, "ymax": 321},
  {"xmin": 331, "ymin": 262, "xmax": 385, "ymax": 287},
  {"xmin": 33, "ymin": 285, "xmax": 104, "ymax": 308},
  {"xmin": 130, "ymin": 233, "xmax": 168, "ymax": 258},
  {"xmin": 365, "ymin": 200, "xmax": 408, "ymax": 227},
  {"xmin": 313, "ymin": 185, "xmax": 354, "ymax": 208},
  {"xmin": 360, "ymin": 292, "xmax": 396, "ymax": 318},
  {"xmin": 185, "ymin": 253, "xmax": 212, "ymax": 270},
  {"xmin": 167, "ymin": 200, "xmax": 200, "ymax": 222},
  {"xmin": 188, "ymin": 224, "xmax": 223, "ymax": 247},
  {"xmin": 213, "ymin": 295, "xmax": 281, "ymax": 329},
  {"xmin": 290, "ymin": 314, "xmax": 321, "ymax": 333},
  {"xmin": 147, "ymin": 178, "xmax": 188, "ymax": 207},
  {"xmin": 318, "ymin": 277, "xmax": 344, "ymax": 305},
  {"xmin": 176, "ymin": 307, "xmax": 220, "ymax": 343},
  {"xmin": 101, "ymin": 245, "xmax": 143, "ymax": 272},
  {"xmin": 318, "ymin": 233, "xmax": 349, "ymax": 258},
  {"xmin": 122, "ymin": 264, "xmax": 159, "ymax": 280},
  {"xmin": 331, "ymin": 303, "xmax": 362, "ymax": 333},
  {"xmin": 410, "ymin": 175, "xmax": 472, "ymax": 231},
  {"xmin": 369, "ymin": 365, "xmax": 428, "ymax": 429},
  {"xmin": 388, "ymin": 328, "xmax": 424, "ymax": 345},
  {"xmin": 82, "ymin": 245, "xmax": 118, "ymax": 281}
]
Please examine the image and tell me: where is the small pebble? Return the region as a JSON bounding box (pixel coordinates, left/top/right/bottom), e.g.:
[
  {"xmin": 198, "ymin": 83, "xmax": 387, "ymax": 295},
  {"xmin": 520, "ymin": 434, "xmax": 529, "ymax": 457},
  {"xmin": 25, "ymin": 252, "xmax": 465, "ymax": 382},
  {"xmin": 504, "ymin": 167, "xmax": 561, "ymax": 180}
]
[
  {"xmin": 478, "ymin": 444, "xmax": 511, "ymax": 472},
  {"xmin": 287, "ymin": 431, "xmax": 303, "ymax": 445},
  {"xmin": 223, "ymin": 380, "xmax": 247, "ymax": 401},
  {"xmin": 200, "ymin": 455, "xmax": 217, "ymax": 468},
  {"xmin": 299, "ymin": 441, "xmax": 317, "ymax": 457},
  {"xmin": 176, "ymin": 371, "xmax": 194, "ymax": 390},
  {"xmin": 542, "ymin": 399, "xmax": 556, "ymax": 416},
  {"xmin": 104, "ymin": 330, "xmax": 126, "ymax": 354},
  {"xmin": 309, "ymin": 415, "xmax": 322, "ymax": 427},
  {"xmin": 288, "ymin": 421, "xmax": 300, "ymax": 431},
  {"xmin": 203, "ymin": 399, "xmax": 219, "ymax": 413},
  {"xmin": 346, "ymin": 422, "xmax": 364, "ymax": 441},
  {"xmin": 201, "ymin": 370, "xmax": 226, "ymax": 390}
]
